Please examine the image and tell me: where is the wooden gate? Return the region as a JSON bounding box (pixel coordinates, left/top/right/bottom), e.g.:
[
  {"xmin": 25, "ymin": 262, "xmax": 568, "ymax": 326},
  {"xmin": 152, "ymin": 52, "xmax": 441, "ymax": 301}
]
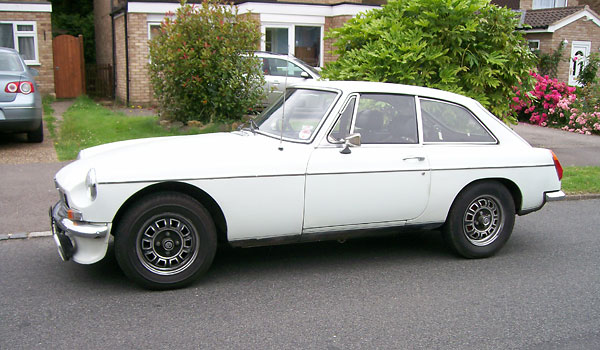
[{"xmin": 53, "ymin": 34, "xmax": 86, "ymax": 98}]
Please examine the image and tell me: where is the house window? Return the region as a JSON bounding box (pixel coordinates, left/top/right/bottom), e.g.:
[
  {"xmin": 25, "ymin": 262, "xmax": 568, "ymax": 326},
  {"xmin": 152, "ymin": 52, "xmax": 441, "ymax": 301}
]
[
  {"xmin": 0, "ymin": 21, "xmax": 38, "ymax": 64},
  {"xmin": 528, "ymin": 40, "xmax": 540, "ymax": 51},
  {"xmin": 147, "ymin": 22, "xmax": 162, "ymax": 62},
  {"xmin": 262, "ymin": 24, "xmax": 324, "ymax": 67},
  {"xmin": 532, "ymin": 0, "xmax": 567, "ymax": 9}
]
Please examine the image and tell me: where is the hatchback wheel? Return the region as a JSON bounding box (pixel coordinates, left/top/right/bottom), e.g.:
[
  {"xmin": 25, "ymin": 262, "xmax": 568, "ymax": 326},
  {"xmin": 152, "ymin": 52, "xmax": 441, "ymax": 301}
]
[
  {"xmin": 443, "ymin": 182, "xmax": 515, "ymax": 258},
  {"xmin": 115, "ymin": 192, "xmax": 217, "ymax": 289}
]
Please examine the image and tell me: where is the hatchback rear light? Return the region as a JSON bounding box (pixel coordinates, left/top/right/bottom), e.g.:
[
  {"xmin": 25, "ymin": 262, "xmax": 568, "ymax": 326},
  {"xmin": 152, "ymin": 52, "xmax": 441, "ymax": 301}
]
[
  {"xmin": 551, "ymin": 151, "xmax": 563, "ymax": 180},
  {"xmin": 4, "ymin": 81, "xmax": 35, "ymax": 95}
]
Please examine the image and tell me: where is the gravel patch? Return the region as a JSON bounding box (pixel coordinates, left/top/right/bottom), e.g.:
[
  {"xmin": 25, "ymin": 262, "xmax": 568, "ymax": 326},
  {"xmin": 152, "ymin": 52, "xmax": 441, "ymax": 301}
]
[{"xmin": 0, "ymin": 100, "xmax": 73, "ymax": 165}]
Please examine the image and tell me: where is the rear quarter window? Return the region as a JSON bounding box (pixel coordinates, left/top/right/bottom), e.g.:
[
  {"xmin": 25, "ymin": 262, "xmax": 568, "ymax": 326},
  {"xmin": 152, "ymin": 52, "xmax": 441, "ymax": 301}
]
[{"xmin": 420, "ymin": 99, "xmax": 496, "ymax": 143}]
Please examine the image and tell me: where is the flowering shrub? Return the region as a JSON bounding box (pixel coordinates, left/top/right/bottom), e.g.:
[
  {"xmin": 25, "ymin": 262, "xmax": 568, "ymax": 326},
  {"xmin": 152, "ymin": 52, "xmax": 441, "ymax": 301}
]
[
  {"xmin": 512, "ymin": 72, "xmax": 600, "ymax": 135},
  {"xmin": 149, "ymin": 0, "xmax": 264, "ymax": 124},
  {"xmin": 512, "ymin": 72, "xmax": 576, "ymax": 126}
]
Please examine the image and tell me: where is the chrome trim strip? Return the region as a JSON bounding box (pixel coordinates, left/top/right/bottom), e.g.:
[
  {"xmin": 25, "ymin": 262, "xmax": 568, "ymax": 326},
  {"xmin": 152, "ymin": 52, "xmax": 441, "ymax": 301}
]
[
  {"xmin": 430, "ymin": 164, "xmax": 554, "ymax": 172},
  {"xmin": 98, "ymin": 173, "xmax": 306, "ymax": 185},
  {"xmin": 98, "ymin": 164, "xmax": 555, "ymax": 185}
]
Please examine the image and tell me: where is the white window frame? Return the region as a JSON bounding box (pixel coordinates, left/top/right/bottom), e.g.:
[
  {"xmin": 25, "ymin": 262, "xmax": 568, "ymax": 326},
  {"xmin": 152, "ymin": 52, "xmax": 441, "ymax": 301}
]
[
  {"xmin": 0, "ymin": 21, "xmax": 39, "ymax": 65},
  {"xmin": 147, "ymin": 21, "xmax": 162, "ymax": 63},
  {"xmin": 260, "ymin": 22, "xmax": 325, "ymax": 67},
  {"xmin": 528, "ymin": 40, "xmax": 540, "ymax": 51},
  {"xmin": 532, "ymin": 0, "xmax": 567, "ymax": 9}
]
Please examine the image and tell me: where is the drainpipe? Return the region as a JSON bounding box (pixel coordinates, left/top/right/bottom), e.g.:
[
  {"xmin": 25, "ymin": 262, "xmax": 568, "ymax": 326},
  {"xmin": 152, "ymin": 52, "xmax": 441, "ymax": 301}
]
[
  {"xmin": 124, "ymin": 2, "xmax": 130, "ymax": 105},
  {"xmin": 111, "ymin": 5, "xmax": 116, "ymax": 100}
]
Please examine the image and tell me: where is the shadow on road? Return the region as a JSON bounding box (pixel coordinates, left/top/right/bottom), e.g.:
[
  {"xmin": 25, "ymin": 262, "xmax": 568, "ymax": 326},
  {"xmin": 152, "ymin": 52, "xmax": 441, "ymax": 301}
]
[{"xmin": 65, "ymin": 229, "xmax": 453, "ymax": 291}]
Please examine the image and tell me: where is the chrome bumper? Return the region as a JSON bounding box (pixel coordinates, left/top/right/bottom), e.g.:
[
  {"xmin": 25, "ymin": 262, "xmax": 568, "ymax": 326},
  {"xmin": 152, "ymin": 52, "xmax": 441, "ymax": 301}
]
[
  {"xmin": 545, "ymin": 190, "xmax": 566, "ymax": 202},
  {"xmin": 49, "ymin": 200, "xmax": 109, "ymax": 261}
]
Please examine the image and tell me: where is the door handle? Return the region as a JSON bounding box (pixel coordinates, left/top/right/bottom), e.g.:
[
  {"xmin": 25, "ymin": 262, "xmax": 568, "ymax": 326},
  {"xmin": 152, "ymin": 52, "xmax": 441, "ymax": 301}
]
[
  {"xmin": 272, "ymin": 81, "xmax": 280, "ymax": 85},
  {"xmin": 403, "ymin": 156, "xmax": 425, "ymax": 161}
]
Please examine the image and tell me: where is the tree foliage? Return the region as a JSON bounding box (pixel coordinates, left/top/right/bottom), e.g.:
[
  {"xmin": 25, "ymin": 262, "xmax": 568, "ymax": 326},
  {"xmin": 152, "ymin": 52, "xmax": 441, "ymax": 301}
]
[
  {"xmin": 50, "ymin": 0, "xmax": 95, "ymax": 63},
  {"xmin": 321, "ymin": 0, "xmax": 536, "ymax": 122},
  {"xmin": 148, "ymin": 0, "xmax": 264, "ymax": 123}
]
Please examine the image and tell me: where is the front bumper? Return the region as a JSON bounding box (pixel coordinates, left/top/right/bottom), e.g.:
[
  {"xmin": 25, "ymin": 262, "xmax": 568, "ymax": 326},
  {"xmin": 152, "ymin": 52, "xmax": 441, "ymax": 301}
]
[{"xmin": 49, "ymin": 200, "xmax": 109, "ymax": 262}]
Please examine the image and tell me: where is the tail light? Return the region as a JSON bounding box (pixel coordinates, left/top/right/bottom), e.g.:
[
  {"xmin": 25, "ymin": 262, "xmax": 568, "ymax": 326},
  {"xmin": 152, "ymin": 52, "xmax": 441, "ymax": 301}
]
[
  {"xmin": 551, "ymin": 151, "xmax": 563, "ymax": 180},
  {"xmin": 4, "ymin": 81, "xmax": 35, "ymax": 95}
]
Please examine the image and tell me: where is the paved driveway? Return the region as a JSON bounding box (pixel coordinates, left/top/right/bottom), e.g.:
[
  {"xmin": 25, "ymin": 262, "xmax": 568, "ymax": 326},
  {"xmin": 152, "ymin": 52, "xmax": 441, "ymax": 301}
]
[{"xmin": 511, "ymin": 123, "xmax": 600, "ymax": 166}]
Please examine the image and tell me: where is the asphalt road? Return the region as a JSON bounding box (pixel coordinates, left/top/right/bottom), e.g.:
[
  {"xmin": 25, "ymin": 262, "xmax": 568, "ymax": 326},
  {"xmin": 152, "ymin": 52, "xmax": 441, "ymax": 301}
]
[{"xmin": 1, "ymin": 199, "xmax": 599, "ymax": 349}]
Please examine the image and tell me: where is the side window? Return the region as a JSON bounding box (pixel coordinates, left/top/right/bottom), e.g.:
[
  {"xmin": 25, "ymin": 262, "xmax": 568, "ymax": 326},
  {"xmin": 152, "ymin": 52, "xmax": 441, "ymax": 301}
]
[
  {"xmin": 329, "ymin": 96, "xmax": 356, "ymax": 142},
  {"xmin": 420, "ymin": 99, "xmax": 496, "ymax": 143},
  {"xmin": 352, "ymin": 94, "xmax": 418, "ymax": 144},
  {"xmin": 263, "ymin": 58, "xmax": 306, "ymax": 78}
]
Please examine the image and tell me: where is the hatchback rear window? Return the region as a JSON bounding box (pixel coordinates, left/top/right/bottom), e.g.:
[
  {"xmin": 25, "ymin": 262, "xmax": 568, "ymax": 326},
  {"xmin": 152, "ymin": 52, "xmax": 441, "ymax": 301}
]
[{"xmin": 0, "ymin": 52, "xmax": 25, "ymax": 72}]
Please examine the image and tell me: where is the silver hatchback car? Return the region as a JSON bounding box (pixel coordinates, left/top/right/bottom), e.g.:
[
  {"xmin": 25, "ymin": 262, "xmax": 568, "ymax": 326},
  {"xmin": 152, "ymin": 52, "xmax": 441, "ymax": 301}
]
[
  {"xmin": 254, "ymin": 51, "xmax": 321, "ymax": 106},
  {"xmin": 0, "ymin": 47, "xmax": 43, "ymax": 142}
]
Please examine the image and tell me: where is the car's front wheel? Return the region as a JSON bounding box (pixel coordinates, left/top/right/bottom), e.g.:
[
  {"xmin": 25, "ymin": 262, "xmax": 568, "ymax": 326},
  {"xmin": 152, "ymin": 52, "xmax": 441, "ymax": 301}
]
[
  {"xmin": 115, "ymin": 192, "xmax": 217, "ymax": 290},
  {"xmin": 443, "ymin": 182, "xmax": 515, "ymax": 258}
]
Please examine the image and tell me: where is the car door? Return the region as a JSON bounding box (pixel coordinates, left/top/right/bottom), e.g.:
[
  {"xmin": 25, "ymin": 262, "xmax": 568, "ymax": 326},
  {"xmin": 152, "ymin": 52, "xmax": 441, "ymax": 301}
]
[
  {"xmin": 303, "ymin": 93, "xmax": 431, "ymax": 232},
  {"xmin": 262, "ymin": 57, "xmax": 312, "ymax": 105}
]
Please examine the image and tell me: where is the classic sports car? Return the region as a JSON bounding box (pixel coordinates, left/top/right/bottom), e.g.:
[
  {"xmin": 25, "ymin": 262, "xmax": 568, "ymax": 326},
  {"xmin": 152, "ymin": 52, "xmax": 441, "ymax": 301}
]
[{"xmin": 50, "ymin": 81, "xmax": 564, "ymax": 289}]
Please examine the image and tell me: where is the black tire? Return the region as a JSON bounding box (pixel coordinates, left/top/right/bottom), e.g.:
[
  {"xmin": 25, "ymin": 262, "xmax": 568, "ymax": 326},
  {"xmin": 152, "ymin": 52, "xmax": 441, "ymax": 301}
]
[
  {"xmin": 27, "ymin": 120, "xmax": 43, "ymax": 143},
  {"xmin": 115, "ymin": 192, "xmax": 217, "ymax": 290},
  {"xmin": 442, "ymin": 182, "xmax": 515, "ymax": 259}
]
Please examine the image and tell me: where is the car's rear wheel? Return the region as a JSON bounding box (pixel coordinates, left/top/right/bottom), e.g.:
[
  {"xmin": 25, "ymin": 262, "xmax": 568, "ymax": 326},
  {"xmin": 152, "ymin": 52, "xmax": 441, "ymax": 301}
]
[
  {"xmin": 115, "ymin": 192, "xmax": 217, "ymax": 290},
  {"xmin": 27, "ymin": 120, "xmax": 43, "ymax": 143},
  {"xmin": 443, "ymin": 182, "xmax": 515, "ymax": 258}
]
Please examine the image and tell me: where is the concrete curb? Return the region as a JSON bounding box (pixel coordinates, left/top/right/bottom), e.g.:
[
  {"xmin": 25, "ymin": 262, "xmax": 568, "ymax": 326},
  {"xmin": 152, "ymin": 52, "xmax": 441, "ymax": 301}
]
[
  {"xmin": 0, "ymin": 231, "xmax": 52, "ymax": 241},
  {"xmin": 1, "ymin": 194, "xmax": 599, "ymax": 242}
]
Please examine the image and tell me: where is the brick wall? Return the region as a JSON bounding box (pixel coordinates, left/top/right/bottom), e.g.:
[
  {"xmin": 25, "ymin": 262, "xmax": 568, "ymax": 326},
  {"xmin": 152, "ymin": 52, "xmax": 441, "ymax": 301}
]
[
  {"xmin": 0, "ymin": 11, "xmax": 54, "ymax": 94},
  {"xmin": 579, "ymin": 0, "xmax": 600, "ymax": 13},
  {"xmin": 93, "ymin": 0, "xmax": 113, "ymax": 65},
  {"xmin": 126, "ymin": 13, "xmax": 152, "ymax": 104},
  {"xmin": 526, "ymin": 18, "xmax": 600, "ymax": 83},
  {"xmin": 114, "ymin": 14, "xmax": 126, "ymax": 103},
  {"xmin": 324, "ymin": 15, "xmax": 352, "ymax": 63},
  {"xmin": 554, "ymin": 18, "xmax": 600, "ymax": 83}
]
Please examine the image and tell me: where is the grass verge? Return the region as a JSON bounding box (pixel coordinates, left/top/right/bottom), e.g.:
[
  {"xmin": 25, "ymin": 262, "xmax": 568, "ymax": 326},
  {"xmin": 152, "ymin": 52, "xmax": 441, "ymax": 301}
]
[
  {"xmin": 42, "ymin": 95, "xmax": 57, "ymax": 138},
  {"xmin": 562, "ymin": 166, "xmax": 600, "ymax": 195},
  {"xmin": 55, "ymin": 96, "xmax": 223, "ymax": 160}
]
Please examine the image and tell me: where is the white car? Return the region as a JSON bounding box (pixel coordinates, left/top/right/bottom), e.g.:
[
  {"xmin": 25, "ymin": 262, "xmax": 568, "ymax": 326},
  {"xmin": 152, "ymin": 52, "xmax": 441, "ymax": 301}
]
[
  {"xmin": 254, "ymin": 51, "xmax": 321, "ymax": 106},
  {"xmin": 50, "ymin": 81, "xmax": 565, "ymax": 289}
]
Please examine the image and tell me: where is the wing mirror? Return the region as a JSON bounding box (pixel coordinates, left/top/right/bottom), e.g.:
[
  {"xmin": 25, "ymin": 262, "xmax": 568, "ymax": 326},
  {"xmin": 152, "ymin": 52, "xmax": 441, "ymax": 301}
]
[
  {"xmin": 340, "ymin": 133, "xmax": 361, "ymax": 154},
  {"xmin": 300, "ymin": 71, "xmax": 311, "ymax": 79}
]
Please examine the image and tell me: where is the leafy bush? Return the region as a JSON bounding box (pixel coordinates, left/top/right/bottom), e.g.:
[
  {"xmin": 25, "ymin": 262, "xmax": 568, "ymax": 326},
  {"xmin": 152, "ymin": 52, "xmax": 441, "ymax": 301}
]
[
  {"xmin": 149, "ymin": 0, "xmax": 264, "ymax": 123},
  {"xmin": 533, "ymin": 42, "xmax": 565, "ymax": 79},
  {"xmin": 577, "ymin": 53, "xmax": 600, "ymax": 87},
  {"xmin": 321, "ymin": 0, "xmax": 536, "ymax": 122}
]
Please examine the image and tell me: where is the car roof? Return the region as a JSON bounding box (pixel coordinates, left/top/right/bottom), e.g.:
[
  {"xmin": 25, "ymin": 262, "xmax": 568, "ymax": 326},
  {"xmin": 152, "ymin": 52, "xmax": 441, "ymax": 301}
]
[
  {"xmin": 0, "ymin": 47, "xmax": 20, "ymax": 55},
  {"xmin": 290, "ymin": 80, "xmax": 480, "ymax": 108}
]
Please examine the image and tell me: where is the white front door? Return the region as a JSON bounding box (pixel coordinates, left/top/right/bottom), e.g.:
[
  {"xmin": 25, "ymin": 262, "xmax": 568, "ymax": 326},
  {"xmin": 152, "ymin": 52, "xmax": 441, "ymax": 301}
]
[{"xmin": 569, "ymin": 41, "xmax": 591, "ymax": 86}]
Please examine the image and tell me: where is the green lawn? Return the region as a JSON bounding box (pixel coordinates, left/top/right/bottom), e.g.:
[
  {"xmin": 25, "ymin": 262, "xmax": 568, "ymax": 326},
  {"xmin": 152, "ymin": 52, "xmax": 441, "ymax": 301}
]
[
  {"xmin": 562, "ymin": 166, "xmax": 600, "ymax": 195},
  {"xmin": 52, "ymin": 96, "xmax": 223, "ymax": 160}
]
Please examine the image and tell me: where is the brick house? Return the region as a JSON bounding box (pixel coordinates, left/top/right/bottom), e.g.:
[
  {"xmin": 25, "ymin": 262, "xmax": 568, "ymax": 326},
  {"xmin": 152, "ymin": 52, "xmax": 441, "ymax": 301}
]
[
  {"xmin": 0, "ymin": 1, "xmax": 54, "ymax": 94},
  {"xmin": 93, "ymin": 0, "xmax": 382, "ymax": 104},
  {"xmin": 493, "ymin": 0, "xmax": 600, "ymax": 85}
]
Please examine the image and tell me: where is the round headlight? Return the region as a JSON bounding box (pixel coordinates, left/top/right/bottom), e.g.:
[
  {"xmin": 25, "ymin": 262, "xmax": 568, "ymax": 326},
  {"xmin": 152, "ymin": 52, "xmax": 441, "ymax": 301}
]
[{"xmin": 85, "ymin": 168, "xmax": 98, "ymax": 200}]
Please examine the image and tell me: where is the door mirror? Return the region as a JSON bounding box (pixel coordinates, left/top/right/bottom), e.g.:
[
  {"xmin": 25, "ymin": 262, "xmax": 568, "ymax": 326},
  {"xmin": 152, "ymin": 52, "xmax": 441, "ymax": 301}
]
[
  {"xmin": 340, "ymin": 133, "xmax": 361, "ymax": 154},
  {"xmin": 300, "ymin": 71, "xmax": 311, "ymax": 79}
]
